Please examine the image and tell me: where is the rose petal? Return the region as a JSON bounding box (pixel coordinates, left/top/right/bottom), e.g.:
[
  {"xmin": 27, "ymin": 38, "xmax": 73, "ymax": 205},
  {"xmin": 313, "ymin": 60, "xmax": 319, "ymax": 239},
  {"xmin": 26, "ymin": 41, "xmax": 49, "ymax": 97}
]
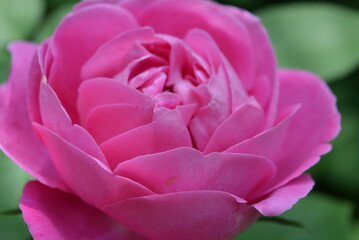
[
  {"xmin": 21, "ymin": 181, "xmax": 145, "ymax": 240},
  {"xmin": 156, "ymin": 34, "xmax": 197, "ymax": 87},
  {"xmin": 204, "ymin": 98, "xmax": 265, "ymax": 153},
  {"xmin": 189, "ymin": 67, "xmax": 232, "ymax": 150},
  {"xmin": 37, "ymin": 39, "xmax": 54, "ymax": 77},
  {"xmin": 252, "ymin": 174, "xmax": 314, "ymax": 216},
  {"xmin": 115, "ymin": 147, "xmax": 276, "ymax": 200},
  {"xmin": 49, "ymin": 4, "xmax": 139, "ymax": 121},
  {"xmin": 26, "ymin": 46, "xmax": 45, "ymax": 123},
  {"xmin": 225, "ymin": 105, "xmax": 299, "ymax": 196},
  {"xmin": 103, "ymin": 191, "xmax": 259, "ymax": 240},
  {"xmin": 82, "ymin": 27, "xmax": 155, "ymax": 80},
  {"xmin": 39, "ymin": 83, "xmax": 107, "ymax": 165},
  {"xmin": 100, "ymin": 109, "xmax": 192, "ymax": 169},
  {"xmin": 277, "ymin": 69, "xmax": 340, "ymax": 147},
  {"xmin": 129, "ymin": 66, "xmax": 167, "ymax": 90},
  {"xmin": 270, "ymin": 70, "xmax": 340, "ymax": 190},
  {"xmin": 84, "ymin": 103, "xmax": 153, "ymax": 144},
  {"xmin": 28, "ymin": 40, "xmax": 53, "ymax": 123},
  {"xmin": 115, "ymin": 0, "xmax": 160, "ymax": 16},
  {"xmin": 77, "ymin": 78, "xmax": 154, "ymax": 124},
  {"xmin": 226, "ymin": 6, "xmax": 278, "ymax": 126},
  {"xmin": 139, "ymin": 0, "xmax": 256, "ymax": 90},
  {"xmin": 118, "ymin": 53, "xmax": 168, "ymax": 83},
  {"xmin": 227, "ymin": 70, "xmax": 340, "ymax": 194},
  {"xmin": 184, "ymin": 29, "xmax": 248, "ymax": 111},
  {"xmin": 0, "ymin": 42, "xmax": 66, "ymax": 190},
  {"xmin": 176, "ymin": 103, "xmax": 198, "ymax": 125},
  {"xmin": 33, "ymin": 123, "xmax": 154, "ymax": 208}
]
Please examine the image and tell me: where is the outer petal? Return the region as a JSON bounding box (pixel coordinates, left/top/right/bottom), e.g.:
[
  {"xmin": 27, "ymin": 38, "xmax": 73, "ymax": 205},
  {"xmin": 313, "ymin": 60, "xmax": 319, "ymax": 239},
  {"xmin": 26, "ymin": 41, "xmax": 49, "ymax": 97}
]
[
  {"xmin": 40, "ymin": 83, "xmax": 107, "ymax": 164},
  {"xmin": 204, "ymin": 98, "xmax": 265, "ymax": 153},
  {"xmin": 33, "ymin": 123, "xmax": 154, "ymax": 208},
  {"xmin": 227, "ymin": 70, "xmax": 340, "ymax": 194},
  {"xmin": 270, "ymin": 70, "xmax": 340, "ymax": 189},
  {"xmin": 49, "ymin": 4, "xmax": 138, "ymax": 121},
  {"xmin": 225, "ymin": 105, "xmax": 299, "ymax": 197},
  {"xmin": 27, "ymin": 42, "xmax": 50, "ymax": 124},
  {"xmin": 252, "ymin": 174, "xmax": 314, "ymax": 216},
  {"xmin": 115, "ymin": 147, "xmax": 276, "ymax": 200},
  {"xmin": 39, "ymin": 83, "xmax": 108, "ymax": 166},
  {"xmin": 103, "ymin": 191, "xmax": 259, "ymax": 240},
  {"xmin": 0, "ymin": 42, "xmax": 65, "ymax": 190},
  {"xmin": 277, "ymin": 70, "xmax": 340, "ymax": 148},
  {"xmin": 226, "ymin": 106, "xmax": 297, "ymax": 161},
  {"xmin": 21, "ymin": 181, "xmax": 145, "ymax": 240}
]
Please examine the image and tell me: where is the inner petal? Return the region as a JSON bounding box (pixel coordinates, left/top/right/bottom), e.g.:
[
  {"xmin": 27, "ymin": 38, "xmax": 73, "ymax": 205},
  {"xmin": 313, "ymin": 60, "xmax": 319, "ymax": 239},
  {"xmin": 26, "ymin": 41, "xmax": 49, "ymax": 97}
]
[
  {"xmin": 81, "ymin": 27, "xmax": 156, "ymax": 80},
  {"xmin": 84, "ymin": 103, "xmax": 153, "ymax": 144},
  {"xmin": 100, "ymin": 109, "xmax": 192, "ymax": 170}
]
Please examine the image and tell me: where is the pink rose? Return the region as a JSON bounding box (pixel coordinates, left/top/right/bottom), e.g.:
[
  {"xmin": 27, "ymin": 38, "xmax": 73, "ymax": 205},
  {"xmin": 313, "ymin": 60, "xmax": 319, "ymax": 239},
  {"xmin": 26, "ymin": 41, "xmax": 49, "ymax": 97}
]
[{"xmin": 0, "ymin": 0, "xmax": 340, "ymax": 239}]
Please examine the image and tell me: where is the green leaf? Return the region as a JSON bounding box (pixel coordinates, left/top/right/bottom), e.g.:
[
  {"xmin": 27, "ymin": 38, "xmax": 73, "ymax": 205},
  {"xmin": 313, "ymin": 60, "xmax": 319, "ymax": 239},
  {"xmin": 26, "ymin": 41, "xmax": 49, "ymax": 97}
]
[
  {"xmin": 0, "ymin": 151, "xmax": 33, "ymax": 239},
  {"xmin": 256, "ymin": 3, "xmax": 359, "ymax": 82},
  {"xmin": 34, "ymin": 3, "xmax": 73, "ymax": 43},
  {"xmin": 0, "ymin": 215, "xmax": 32, "ymax": 240},
  {"xmin": 0, "ymin": 208, "xmax": 22, "ymax": 216},
  {"xmin": 0, "ymin": 49, "xmax": 10, "ymax": 83},
  {"xmin": 0, "ymin": 0, "xmax": 45, "ymax": 49},
  {"xmin": 216, "ymin": 0, "xmax": 265, "ymax": 9},
  {"xmin": 259, "ymin": 216, "xmax": 308, "ymax": 231},
  {"xmin": 235, "ymin": 193, "xmax": 353, "ymax": 240},
  {"xmin": 45, "ymin": 0, "xmax": 78, "ymax": 12},
  {"xmin": 351, "ymin": 222, "xmax": 359, "ymax": 240}
]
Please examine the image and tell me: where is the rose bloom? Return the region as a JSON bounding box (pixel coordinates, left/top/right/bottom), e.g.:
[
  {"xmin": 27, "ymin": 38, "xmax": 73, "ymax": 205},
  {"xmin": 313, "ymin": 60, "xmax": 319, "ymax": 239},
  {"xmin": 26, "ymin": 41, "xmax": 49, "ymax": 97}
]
[{"xmin": 0, "ymin": 0, "xmax": 340, "ymax": 239}]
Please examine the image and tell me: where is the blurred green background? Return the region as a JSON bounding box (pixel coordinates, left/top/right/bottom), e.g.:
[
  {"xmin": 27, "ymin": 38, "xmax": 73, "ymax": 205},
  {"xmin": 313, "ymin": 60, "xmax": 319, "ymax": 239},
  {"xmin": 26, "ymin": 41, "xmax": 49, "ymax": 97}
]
[{"xmin": 0, "ymin": 0, "xmax": 358, "ymax": 239}]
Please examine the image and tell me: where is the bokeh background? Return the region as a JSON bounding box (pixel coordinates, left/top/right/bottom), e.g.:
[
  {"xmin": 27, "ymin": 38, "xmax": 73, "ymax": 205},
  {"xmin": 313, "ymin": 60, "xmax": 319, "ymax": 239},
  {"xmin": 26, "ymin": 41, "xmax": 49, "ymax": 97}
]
[{"xmin": 0, "ymin": 0, "xmax": 358, "ymax": 239}]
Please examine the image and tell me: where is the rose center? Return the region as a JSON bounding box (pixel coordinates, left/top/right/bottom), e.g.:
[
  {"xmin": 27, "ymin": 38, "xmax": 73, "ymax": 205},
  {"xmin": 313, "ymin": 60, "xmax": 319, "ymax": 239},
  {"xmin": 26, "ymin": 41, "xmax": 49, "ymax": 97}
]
[{"xmin": 111, "ymin": 34, "xmax": 211, "ymax": 109}]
